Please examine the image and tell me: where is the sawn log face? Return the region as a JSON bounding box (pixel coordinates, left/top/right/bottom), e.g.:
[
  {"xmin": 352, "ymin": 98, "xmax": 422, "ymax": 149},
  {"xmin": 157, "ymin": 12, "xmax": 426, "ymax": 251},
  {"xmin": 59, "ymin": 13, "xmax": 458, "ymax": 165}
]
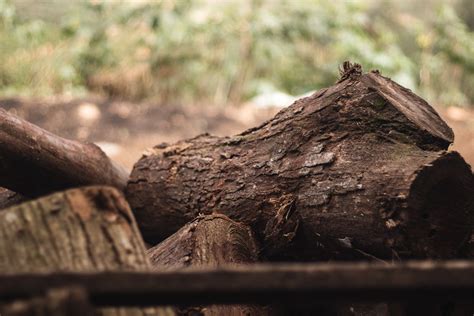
[{"xmin": 0, "ymin": 186, "xmax": 175, "ymax": 316}]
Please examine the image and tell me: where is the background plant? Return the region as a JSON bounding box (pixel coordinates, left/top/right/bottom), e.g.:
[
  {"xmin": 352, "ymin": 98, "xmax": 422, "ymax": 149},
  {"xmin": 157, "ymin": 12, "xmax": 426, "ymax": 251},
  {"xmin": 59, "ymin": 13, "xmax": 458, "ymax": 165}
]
[{"xmin": 0, "ymin": 0, "xmax": 473, "ymax": 107}]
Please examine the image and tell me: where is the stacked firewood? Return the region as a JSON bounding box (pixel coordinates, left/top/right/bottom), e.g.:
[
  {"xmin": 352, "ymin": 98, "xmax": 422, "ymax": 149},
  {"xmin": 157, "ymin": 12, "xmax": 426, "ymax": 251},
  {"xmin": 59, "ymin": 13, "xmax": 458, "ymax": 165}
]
[{"xmin": 1, "ymin": 63, "xmax": 473, "ymax": 315}]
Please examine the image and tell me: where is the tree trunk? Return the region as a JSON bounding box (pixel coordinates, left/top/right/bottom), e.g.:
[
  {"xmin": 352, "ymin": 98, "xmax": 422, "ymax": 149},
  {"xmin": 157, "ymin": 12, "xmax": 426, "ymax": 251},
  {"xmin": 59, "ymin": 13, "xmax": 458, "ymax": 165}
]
[
  {"xmin": 148, "ymin": 214, "xmax": 269, "ymax": 316},
  {"xmin": 0, "ymin": 108, "xmax": 128, "ymax": 197},
  {"xmin": 0, "ymin": 186, "xmax": 175, "ymax": 316},
  {"xmin": 127, "ymin": 64, "xmax": 474, "ymax": 261}
]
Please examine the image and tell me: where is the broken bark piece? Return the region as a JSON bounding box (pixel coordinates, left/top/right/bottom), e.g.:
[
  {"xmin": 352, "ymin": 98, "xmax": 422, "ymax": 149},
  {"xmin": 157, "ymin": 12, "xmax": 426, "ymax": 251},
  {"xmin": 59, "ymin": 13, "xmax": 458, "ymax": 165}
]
[
  {"xmin": 148, "ymin": 214, "xmax": 268, "ymax": 316},
  {"xmin": 0, "ymin": 187, "xmax": 26, "ymax": 209},
  {"xmin": 0, "ymin": 108, "xmax": 128, "ymax": 197},
  {"xmin": 0, "ymin": 186, "xmax": 175, "ymax": 316},
  {"xmin": 128, "ymin": 64, "xmax": 474, "ymax": 260}
]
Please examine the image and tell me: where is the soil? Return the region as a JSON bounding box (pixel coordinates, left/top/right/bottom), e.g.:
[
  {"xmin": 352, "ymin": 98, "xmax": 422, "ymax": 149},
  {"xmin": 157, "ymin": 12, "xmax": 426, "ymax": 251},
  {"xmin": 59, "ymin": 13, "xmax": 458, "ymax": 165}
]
[{"xmin": 0, "ymin": 96, "xmax": 473, "ymax": 171}]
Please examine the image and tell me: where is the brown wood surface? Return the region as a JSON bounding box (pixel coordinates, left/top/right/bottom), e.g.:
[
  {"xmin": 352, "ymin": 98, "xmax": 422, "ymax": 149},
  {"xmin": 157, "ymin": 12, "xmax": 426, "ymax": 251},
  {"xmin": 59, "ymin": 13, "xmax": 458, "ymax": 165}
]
[
  {"xmin": 148, "ymin": 214, "xmax": 268, "ymax": 315},
  {"xmin": 0, "ymin": 287, "xmax": 93, "ymax": 316},
  {"xmin": 0, "ymin": 186, "xmax": 175, "ymax": 316},
  {"xmin": 148, "ymin": 214, "xmax": 258, "ymax": 269},
  {"xmin": 1, "ymin": 261, "xmax": 474, "ymax": 306},
  {"xmin": 127, "ymin": 64, "xmax": 474, "ymax": 261},
  {"xmin": 0, "ymin": 108, "xmax": 128, "ymax": 197},
  {"xmin": 0, "ymin": 187, "xmax": 26, "ymax": 209}
]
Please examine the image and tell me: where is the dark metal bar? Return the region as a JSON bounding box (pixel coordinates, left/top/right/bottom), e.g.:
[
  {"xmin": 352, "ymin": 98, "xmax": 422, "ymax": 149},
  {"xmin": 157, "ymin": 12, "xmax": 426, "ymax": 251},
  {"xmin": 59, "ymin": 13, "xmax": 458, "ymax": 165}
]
[{"xmin": 1, "ymin": 261, "xmax": 474, "ymax": 306}]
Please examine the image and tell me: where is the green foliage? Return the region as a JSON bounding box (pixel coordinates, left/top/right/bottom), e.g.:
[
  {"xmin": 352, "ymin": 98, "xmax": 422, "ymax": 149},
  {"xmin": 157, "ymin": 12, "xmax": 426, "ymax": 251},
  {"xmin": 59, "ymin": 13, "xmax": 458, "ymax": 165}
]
[{"xmin": 0, "ymin": 0, "xmax": 473, "ymax": 106}]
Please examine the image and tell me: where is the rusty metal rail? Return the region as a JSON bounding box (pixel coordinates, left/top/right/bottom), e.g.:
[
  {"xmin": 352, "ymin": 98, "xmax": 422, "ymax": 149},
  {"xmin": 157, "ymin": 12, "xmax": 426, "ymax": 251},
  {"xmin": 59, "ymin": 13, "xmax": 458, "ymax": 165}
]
[{"xmin": 1, "ymin": 261, "xmax": 474, "ymax": 307}]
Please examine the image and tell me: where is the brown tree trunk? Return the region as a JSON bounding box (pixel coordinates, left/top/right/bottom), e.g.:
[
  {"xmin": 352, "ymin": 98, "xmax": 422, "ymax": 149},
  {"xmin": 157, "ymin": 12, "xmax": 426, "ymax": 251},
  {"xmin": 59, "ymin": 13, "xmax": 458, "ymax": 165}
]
[
  {"xmin": 127, "ymin": 64, "xmax": 474, "ymax": 261},
  {"xmin": 148, "ymin": 214, "xmax": 269, "ymax": 316},
  {"xmin": 0, "ymin": 108, "xmax": 128, "ymax": 197},
  {"xmin": 0, "ymin": 186, "xmax": 175, "ymax": 316}
]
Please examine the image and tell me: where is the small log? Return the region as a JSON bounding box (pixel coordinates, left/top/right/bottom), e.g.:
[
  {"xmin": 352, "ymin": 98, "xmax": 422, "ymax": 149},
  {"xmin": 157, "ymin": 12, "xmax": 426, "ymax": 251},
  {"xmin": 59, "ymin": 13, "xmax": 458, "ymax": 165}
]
[
  {"xmin": 127, "ymin": 63, "xmax": 474, "ymax": 260},
  {"xmin": 0, "ymin": 186, "xmax": 175, "ymax": 316},
  {"xmin": 148, "ymin": 214, "xmax": 268, "ymax": 315},
  {"xmin": 0, "ymin": 108, "xmax": 128, "ymax": 197}
]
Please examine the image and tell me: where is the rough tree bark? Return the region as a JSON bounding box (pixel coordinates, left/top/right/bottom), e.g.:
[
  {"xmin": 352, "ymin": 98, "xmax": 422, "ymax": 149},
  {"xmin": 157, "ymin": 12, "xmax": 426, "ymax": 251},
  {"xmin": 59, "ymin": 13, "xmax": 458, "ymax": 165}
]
[
  {"xmin": 0, "ymin": 108, "xmax": 128, "ymax": 197},
  {"xmin": 127, "ymin": 63, "xmax": 474, "ymax": 261},
  {"xmin": 0, "ymin": 186, "xmax": 175, "ymax": 316},
  {"xmin": 0, "ymin": 187, "xmax": 26, "ymax": 209},
  {"xmin": 148, "ymin": 214, "xmax": 269, "ymax": 315}
]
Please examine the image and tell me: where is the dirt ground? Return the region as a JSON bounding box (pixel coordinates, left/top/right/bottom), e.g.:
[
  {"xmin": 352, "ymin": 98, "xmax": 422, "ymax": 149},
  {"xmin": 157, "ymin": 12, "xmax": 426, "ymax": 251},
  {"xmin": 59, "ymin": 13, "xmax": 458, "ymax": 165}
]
[{"xmin": 1, "ymin": 96, "xmax": 473, "ymax": 171}]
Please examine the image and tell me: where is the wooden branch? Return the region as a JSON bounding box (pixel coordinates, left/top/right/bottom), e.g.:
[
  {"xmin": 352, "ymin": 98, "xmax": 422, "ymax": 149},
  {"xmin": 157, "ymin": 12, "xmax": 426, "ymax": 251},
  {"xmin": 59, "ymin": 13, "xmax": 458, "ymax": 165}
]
[
  {"xmin": 0, "ymin": 186, "xmax": 175, "ymax": 316},
  {"xmin": 1, "ymin": 261, "xmax": 474, "ymax": 306},
  {"xmin": 127, "ymin": 66, "xmax": 474, "ymax": 260},
  {"xmin": 148, "ymin": 214, "xmax": 268, "ymax": 315},
  {"xmin": 0, "ymin": 108, "xmax": 128, "ymax": 197}
]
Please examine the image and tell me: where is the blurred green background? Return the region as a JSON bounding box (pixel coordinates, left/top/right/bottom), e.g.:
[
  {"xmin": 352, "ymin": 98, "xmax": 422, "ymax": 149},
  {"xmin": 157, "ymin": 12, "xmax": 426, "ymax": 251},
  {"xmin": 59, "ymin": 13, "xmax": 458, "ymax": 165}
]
[{"xmin": 1, "ymin": 0, "xmax": 473, "ymax": 107}]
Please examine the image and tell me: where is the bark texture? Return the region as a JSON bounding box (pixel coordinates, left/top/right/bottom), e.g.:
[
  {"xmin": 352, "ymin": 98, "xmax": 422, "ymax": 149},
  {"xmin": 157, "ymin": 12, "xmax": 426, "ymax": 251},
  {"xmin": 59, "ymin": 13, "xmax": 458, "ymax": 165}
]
[
  {"xmin": 0, "ymin": 108, "xmax": 128, "ymax": 197},
  {"xmin": 0, "ymin": 186, "xmax": 175, "ymax": 316},
  {"xmin": 127, "ymin": 65, "xmax": 474, "ymax": 261},
  {"xmin": 148, "ymin": 214, "xmax": 268, "ymax": 316},
  {"xmin": 0, "ymin": 187, "xmax": 26, "ymax": 209}
]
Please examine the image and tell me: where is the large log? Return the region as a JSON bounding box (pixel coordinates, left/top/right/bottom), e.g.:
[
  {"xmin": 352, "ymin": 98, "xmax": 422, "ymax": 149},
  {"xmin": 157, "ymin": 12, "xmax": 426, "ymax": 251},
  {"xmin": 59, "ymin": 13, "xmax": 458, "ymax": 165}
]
[
  {"xmin": 0, "ymin": 186, "xmax": 175, "ymax": 316},
  {"xmin": 0, "ymin": 108, "xmax": 128, "ymax": 197},
  {"xmin": 148, "ymin": 214, "xmax": 268, "ymax": 315},
  {"xmin": 127, "ymin": 63, "xmax": 474, "ymax": 260}
]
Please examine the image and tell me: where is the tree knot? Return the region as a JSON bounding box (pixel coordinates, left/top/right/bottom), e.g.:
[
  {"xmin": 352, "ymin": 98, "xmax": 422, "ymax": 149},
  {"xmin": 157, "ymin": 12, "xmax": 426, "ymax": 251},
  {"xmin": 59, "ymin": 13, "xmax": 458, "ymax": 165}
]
[{"xmin": 338, "ymin": 61, "xmax": 362, "ymax": 82}]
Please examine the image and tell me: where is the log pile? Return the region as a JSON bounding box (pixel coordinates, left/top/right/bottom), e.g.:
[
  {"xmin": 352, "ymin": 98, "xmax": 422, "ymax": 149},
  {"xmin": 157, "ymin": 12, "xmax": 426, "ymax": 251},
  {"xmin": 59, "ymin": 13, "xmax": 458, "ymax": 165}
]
[{"xmin": 0, "ymin": 63, "xmax": 473, "ymax": 315}]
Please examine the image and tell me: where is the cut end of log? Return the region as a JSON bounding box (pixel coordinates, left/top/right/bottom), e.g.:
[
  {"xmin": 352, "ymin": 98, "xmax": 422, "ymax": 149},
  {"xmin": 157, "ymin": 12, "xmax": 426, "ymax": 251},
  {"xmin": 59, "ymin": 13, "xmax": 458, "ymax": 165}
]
[
  {"xmin": 147, "ymin": 214, "xmax": 258, "ymax": 270},
  {"xmin": 398, "ymin": 152, "xmax": 474, "ymax": 258},
  {"xmin": 0, "ymin": 185, "xmax": 172, "ymax": 315},
  {"xmin": 0, "ymin": 185, "xmax": 147, "ymax": 272}
]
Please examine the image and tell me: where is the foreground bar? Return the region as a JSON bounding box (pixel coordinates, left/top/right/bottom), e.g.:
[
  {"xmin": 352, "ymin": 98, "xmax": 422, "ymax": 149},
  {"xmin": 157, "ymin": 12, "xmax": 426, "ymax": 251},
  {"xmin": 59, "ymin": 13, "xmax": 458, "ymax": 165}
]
[{"xmin": 1, "ymin": 261, "xmax": 474, "ymax": 306}]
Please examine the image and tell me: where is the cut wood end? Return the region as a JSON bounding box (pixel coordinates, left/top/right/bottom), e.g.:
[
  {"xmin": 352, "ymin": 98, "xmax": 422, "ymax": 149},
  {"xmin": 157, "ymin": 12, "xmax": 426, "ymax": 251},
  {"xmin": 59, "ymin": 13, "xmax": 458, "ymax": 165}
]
[
  {"xmin": 400, "ymin": 151, "xmax": 474, "ymax": 258},
  {"xmin": 147, "ymin": 213, "xmax": 258, "ymax": 270},
  {"xmin": 69, "ymin": 186, "xmax": 135, "ymax": 222},
  {"xmin": 3, "ymin": 186, "xmax": 134, "ymax": 223}
]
